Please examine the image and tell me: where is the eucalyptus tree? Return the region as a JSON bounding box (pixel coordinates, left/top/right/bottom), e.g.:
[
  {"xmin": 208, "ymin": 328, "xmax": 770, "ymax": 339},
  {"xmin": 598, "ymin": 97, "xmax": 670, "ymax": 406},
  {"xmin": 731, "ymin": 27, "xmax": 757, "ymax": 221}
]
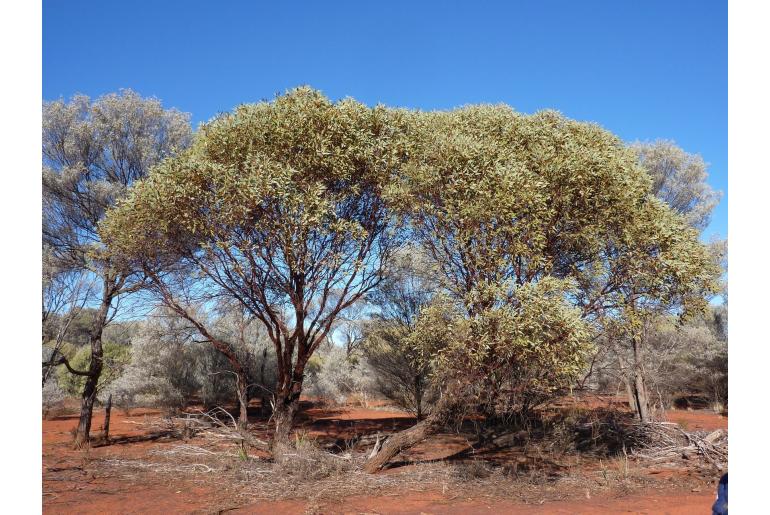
[
  {"xmin": 42, "ymin": 90, "xmax": 191, "ymax": 446},
  {"xmin": 364, "ymin": 106, "xmax": 718, "ymax": 472},
  {"xmin": 103, "ymin": 87, "xmax": 411, "ymax": 443}
]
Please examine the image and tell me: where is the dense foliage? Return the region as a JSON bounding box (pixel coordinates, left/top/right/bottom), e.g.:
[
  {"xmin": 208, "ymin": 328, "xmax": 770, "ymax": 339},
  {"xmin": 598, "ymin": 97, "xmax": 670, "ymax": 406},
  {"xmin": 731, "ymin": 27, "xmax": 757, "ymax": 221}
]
[{"xmin": 94, "ymin": 89, "xmax": 721, "ymax": 452}]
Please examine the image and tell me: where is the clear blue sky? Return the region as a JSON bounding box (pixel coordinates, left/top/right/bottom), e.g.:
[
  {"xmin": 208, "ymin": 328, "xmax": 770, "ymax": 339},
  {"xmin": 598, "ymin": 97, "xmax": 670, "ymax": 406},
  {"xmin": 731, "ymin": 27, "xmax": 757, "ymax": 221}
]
[{"xmin": 43, "ymin": 0, "xmax": 727, "ymax": 240}]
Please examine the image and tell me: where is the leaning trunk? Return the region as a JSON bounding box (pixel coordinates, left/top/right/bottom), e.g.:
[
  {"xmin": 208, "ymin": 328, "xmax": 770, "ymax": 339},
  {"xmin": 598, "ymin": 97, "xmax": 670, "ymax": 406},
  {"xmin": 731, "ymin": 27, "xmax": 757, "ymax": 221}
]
[
  {"xmin": 364, "ymin": 389, "xmax": 461, "ymax": 473},
  {"xmin": 73, "ymin": 287, "xmax": 111, "ymax": 447}
]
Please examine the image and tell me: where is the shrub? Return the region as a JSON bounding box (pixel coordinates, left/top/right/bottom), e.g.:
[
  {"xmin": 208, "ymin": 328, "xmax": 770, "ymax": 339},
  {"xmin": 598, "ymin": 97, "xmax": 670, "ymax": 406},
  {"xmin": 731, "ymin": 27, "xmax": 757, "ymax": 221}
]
[
  {"xmin": 42, "ymin": 378, "xmax": 66, "ymax": 418},
  {"xmin": 106, "ymin": 308, "xmax": 277, "ymax": 413},
  {"xmin": 304, "ymin": 345, "xmax": 376, "ymax": 407},
  {"xmin": 363, "ymin": 323, "xmax": 437, "ymax": 419}
]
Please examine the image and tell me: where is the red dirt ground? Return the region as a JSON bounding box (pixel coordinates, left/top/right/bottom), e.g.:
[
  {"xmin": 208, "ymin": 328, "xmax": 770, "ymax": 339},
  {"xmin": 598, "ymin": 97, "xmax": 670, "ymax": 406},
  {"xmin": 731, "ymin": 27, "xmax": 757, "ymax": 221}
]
[
  {"xmin": 43, "ymin": 399, "xmax": 725, "ymax": 514},
  {"xmin": 661, "ymin": 409, "xmax": 728, "ymax": 432},
  {"xmin": 231, "ymin": 490, "xmax": 716, "ymax": 514}
]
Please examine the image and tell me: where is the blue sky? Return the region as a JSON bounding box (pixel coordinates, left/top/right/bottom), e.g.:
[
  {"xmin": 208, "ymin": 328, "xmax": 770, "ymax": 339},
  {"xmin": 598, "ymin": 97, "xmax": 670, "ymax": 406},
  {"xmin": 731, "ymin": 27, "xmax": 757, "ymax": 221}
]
[{"xmin": 43, "ymin": 0, "xmax": 727, "ymax": 240}]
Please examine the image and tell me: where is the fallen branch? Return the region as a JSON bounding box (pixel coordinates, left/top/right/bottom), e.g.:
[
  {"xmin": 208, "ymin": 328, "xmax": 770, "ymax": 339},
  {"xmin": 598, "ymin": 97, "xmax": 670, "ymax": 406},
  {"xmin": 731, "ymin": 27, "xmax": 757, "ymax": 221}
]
[
  {"xmin": 627, "ymin": 423, "xmax": 727, "ymax": 469},
  {"xmin": 187, "ymin": 407, "xmax": 269, "ymax": 451}
]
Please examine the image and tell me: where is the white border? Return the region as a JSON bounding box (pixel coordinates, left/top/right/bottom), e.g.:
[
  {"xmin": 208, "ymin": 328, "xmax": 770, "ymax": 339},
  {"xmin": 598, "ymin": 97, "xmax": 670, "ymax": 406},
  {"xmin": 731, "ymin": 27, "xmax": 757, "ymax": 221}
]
[
  {"xmin": 729, "ymin": 0, "xmax": 770, "ymax": 511},
  {"xmin": 3, "ymin": 0, "xmax": 761, "ymax": 511},
  {"xmin": 0, "ymin": 0, "xmax": 42, "ymax": 511}
]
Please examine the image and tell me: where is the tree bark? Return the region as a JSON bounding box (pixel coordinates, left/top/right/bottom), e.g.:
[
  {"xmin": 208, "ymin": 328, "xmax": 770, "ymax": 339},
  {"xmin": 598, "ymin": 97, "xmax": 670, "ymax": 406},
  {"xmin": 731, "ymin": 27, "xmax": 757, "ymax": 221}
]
[
  {"xmin": 272, "ymin": 396, "xmax": 299, "ymax": 446},
  {"xmin": 364, "ymin": 390, "xmax": 460, "ymax": 473},
  {"xmin": 102, "ymin": 394, "xmax": 112, "ymax": 441},
  {"xmin": 73, "ymin": 285, "xmax": 112, "ymax": 448},
  {"xmin": 235, "ymin": 374, "xmax": 249, "ymax": 431},
  {"xmin": 625, "ymin": 378, "xmax": 638, "ymax": 413},
  {"xmin": 270, "ymin": 348, "xmax": 310, "ymax": 445},
  {"xmin": 259, "ymin": 347, "xmax": 272, "ymax": 417},
  {"xmin": 414, "ymin": 374, "xmax": 423, "ymax": 421},
  {"xmin": 631, "ymin": 333, "xmax": 650, "ymax": 423}
]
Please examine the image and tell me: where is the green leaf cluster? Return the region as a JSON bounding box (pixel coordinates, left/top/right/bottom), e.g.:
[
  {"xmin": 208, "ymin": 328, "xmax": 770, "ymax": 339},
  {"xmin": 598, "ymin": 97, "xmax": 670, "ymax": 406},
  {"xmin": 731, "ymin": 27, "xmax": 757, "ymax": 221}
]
[{"xmin": 101, "ymin": 89, "xmax": 720, "ymax": 414}]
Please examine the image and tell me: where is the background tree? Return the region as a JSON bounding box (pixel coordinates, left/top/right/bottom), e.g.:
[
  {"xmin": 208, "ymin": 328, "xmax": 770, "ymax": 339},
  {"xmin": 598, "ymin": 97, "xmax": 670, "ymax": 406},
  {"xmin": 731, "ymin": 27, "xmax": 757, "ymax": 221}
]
[
  {"xmin": 102, "ymin": 87, "xmax": 411, "ymax": 443},
  {"xmin": 304, "ymin": 344, "xmax": 376, "ymax": 407},
  {"xmin": 582, "ymin": 198, "xmax": 719, "ymax": 422},
  {"xmin": 211, "ymin": 301, "xmax": 278, "ymax": 419},
  {"xmin": 106, "ymin": 307, "xmax": 276, "ymax": 414},
  {"xmin": 643, "ymin": 311, "xmax": 727, "ymax": 411},
  {"xmin": 597, "ymin": 140, "xmax": 726, "ymax": 421},
  {"xmin": 362, "ymin": 246, "xmax": 438, "ymax": 419},
  {"xmin": 42, "ymin": 90, "xmax": 191, "ymax": 445},
  {"xmin": 632, "ymin": 140, "xmax": 721, "ymax": 230}
]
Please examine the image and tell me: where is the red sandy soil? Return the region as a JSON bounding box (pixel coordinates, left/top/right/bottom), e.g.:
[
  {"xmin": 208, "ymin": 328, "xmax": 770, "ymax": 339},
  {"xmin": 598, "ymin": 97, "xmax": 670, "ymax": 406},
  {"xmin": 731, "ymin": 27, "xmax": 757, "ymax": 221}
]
[
  {"xmin": 43, "ymin": 399, "xmax": 725, "ymax": 514},
  {"xmin": 231, "ymin": 490, "xmax": 716, "ymax": 514},
  {"xmin": 661, "ymin": 409, "xmax": 728, "ymax": 432}
]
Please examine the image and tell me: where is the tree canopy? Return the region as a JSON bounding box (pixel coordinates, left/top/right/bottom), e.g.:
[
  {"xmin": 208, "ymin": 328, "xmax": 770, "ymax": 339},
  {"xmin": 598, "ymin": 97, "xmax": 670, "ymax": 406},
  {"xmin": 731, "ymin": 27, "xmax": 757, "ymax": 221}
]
[
  {"xmin": 102, "ymin": 87, "xmax": 412, "ymax": 439},
  {"xmin": 102, "ymin": 89, "xmax": 720, "ymax": 451}
]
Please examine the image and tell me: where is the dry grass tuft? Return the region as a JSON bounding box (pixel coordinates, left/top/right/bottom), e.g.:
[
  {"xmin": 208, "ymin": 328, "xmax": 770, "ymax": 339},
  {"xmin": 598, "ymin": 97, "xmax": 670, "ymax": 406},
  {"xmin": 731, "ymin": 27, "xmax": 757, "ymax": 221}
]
[{"xmin": 272, "ymin": 431, "xmax": 355, "ymax": 480}]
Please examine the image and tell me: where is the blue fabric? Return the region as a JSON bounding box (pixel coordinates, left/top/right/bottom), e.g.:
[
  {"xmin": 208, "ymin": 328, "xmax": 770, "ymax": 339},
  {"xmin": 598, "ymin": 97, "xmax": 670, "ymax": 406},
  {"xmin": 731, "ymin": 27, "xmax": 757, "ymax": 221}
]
[{"xmin": 712, "ymin": 473, "xmax": 728, "ymax": 515}]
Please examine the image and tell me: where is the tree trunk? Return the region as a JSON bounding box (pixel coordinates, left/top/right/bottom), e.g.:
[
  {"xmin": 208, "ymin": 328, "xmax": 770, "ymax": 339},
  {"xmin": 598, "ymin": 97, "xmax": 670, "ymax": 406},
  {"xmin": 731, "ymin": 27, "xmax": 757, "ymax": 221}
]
[
  {"xmin": 625, "ymin": 378, "xmax": 638, "ymax": 413},
  {"xmin": 259, "ymin": 347, "xmax": 272, "ymax": 417},
  {"xmin": 414, "ymin": 374, "xmax": 423, "ymax": 421},
  {"xmin": 235, "ymin": 374, "xmax": 249, "ymax": 431},
  {"xmin": 631, "ymin": 334, "xmax": 650, "ymax": 423},
  {"xmin": 102, "ymin": 394, "xmax": 112, "ymax": 442},
  {"xmin": 73, "ymin": 287, "xmax": 112, "ymax": 448},
  {"xmin": 270, "ymin": 350, "xmax": 310, "ymax": 446},
  {"xmin": 632, "ymin": 370, "xmax": 649, "ymax": 422},
  {"xmin": 272, "ymin": 396, "xmax": 299, "ymax": 446},
  {"xmin": 364, "ymin": 390, "xmax": 460, "ymax": 473}
]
